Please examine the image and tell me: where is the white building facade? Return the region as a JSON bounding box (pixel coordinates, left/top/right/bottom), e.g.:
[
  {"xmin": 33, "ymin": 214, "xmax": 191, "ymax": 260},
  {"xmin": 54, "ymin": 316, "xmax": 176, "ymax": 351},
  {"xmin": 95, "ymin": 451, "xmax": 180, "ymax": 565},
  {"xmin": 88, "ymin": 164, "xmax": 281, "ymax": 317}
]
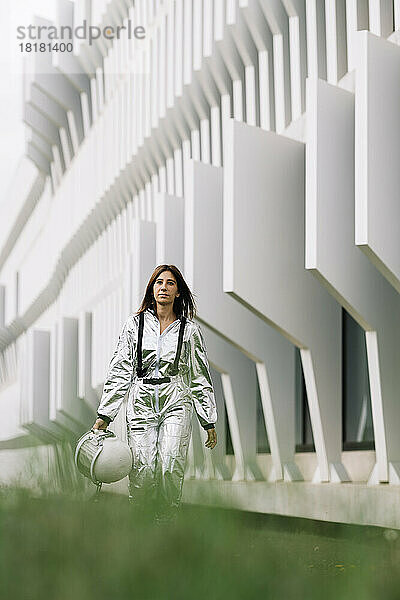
[{"xmin": 2, "ymin": 0, "xmax": 400, "ymax": 528}]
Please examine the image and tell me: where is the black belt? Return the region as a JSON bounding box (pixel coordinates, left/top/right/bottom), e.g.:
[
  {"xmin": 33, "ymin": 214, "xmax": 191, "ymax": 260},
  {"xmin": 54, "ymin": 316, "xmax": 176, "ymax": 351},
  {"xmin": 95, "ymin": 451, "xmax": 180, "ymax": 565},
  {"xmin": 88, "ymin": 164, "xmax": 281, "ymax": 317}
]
[{"xmin": 141, "ymin": 377, "xmax": 171, "ymax": 385}]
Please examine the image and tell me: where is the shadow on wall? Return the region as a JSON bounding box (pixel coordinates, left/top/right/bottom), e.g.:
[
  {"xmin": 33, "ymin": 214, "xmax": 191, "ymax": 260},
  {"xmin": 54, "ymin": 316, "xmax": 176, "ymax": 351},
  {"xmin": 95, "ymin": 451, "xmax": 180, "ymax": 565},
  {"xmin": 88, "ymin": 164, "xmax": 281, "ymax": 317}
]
[{"xmin": 10, "ymin": 440, "xmax": 94, "ymax": 499}]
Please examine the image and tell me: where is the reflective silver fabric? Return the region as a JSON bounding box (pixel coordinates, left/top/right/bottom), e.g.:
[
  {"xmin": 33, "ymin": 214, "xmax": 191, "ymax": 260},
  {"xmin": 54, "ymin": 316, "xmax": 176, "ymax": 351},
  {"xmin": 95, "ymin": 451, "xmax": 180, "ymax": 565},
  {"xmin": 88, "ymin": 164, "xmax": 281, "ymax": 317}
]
[{"xmin": 97, "ymin": 308, "xmax": 217, "ymax": 517}]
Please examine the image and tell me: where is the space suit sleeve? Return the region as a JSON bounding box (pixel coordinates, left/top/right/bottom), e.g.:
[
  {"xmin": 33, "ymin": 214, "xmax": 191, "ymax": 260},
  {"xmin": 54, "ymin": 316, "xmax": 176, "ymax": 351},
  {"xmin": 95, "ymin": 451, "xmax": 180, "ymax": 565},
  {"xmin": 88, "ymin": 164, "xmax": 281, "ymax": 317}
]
[
  {"xmin": 96, "ymin": 318, "xmax": 134, "ymax": 423},
  {"xmin": 189, "ymin": 324, "xmax": 217, "ymax": 430}
]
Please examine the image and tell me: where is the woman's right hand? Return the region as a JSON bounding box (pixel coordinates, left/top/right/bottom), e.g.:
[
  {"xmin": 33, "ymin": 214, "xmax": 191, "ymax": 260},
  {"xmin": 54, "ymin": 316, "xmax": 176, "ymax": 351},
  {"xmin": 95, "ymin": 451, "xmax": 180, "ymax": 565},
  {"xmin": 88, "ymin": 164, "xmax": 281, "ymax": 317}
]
[{"xmin": 92, "ymin": 418, "xmax": 108, "ymax": 431}]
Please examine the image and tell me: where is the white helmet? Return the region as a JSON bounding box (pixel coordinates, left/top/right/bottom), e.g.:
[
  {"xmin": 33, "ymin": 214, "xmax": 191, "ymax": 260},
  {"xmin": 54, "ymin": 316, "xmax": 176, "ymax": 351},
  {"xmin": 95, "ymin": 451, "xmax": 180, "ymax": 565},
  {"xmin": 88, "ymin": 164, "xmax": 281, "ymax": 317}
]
[{"xmin": 75, "ymin": 429, "xmax": 132, "ymax": 484}]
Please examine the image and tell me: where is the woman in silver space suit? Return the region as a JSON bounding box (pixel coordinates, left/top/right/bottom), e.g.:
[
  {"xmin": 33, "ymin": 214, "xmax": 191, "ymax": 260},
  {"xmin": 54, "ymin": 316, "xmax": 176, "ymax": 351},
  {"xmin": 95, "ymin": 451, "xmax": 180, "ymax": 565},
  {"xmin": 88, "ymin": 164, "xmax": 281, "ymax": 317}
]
[{"xmin": 92, "ymin": 264, "xmax": 217, "ymax": 521}]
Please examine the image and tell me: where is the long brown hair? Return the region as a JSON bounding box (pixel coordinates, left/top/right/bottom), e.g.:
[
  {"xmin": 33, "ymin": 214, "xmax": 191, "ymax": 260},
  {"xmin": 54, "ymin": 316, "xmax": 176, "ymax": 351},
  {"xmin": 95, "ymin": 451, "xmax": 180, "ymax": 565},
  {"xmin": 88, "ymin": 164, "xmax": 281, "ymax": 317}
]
[{"xmin": 137, "ymin": 265, "xmax": 196, "ymax": 320}]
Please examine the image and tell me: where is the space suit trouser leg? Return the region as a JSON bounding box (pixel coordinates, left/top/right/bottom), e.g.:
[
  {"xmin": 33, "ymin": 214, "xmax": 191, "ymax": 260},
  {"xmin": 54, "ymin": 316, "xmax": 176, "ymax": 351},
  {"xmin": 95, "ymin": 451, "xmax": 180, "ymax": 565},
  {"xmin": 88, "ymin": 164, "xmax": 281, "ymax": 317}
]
[
  {"xmin": 154, "ymin": 403, "xmax": 194, "ymax": 522},
  {"xmin": 127, "ymin": 419, "xmax": 159, "ymax": 513}
]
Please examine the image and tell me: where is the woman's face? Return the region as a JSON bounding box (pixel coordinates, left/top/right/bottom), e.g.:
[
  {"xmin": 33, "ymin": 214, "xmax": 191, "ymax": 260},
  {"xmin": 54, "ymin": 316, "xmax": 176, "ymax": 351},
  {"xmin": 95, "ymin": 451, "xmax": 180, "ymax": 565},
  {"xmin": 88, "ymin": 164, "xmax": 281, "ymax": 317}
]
[{"xmin": 153, "ymin": 270, "xmax": 180, "ymax": 308}]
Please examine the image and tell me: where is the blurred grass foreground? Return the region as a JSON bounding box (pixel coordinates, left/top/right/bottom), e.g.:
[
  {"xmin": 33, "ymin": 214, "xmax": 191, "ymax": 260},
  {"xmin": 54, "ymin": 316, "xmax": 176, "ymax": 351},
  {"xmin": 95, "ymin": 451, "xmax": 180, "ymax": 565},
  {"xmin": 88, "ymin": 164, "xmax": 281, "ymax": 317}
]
[{"xmin": 1, "ymin": 443, "xmax": 400, "ymax": 599}]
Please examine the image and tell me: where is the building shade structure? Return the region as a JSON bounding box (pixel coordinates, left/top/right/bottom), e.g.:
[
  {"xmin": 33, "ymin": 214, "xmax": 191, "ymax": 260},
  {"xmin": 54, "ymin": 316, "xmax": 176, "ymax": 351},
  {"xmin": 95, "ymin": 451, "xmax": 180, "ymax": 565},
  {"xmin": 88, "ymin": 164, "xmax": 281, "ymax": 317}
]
[
  {"xmin": 1, "ymin": 0, "xmax": 400, "ymax": 527},
  {"xmin": 306, "ymin": 75, "xmax": 400, "ymax": 484}
]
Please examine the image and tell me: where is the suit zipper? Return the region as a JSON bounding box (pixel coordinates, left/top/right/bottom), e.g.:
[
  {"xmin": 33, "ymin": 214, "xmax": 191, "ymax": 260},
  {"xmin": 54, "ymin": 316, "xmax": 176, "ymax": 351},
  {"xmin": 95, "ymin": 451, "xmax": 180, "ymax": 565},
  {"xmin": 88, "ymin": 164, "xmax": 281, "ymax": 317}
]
[
  {"xmin": 155, "ymin": 332, "xmax": 161, "ymax": 413},
  {"xmin": 154, "ymin": 319, "xmax": 178, "ymax": 413}
]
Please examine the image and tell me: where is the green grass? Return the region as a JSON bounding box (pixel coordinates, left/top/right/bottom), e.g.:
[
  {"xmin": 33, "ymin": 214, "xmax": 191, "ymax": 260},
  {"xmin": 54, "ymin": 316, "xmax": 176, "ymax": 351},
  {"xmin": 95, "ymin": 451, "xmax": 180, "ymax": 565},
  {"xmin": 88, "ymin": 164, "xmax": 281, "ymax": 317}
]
[{"xmin": 1, "ymin": 486, "xmax": 400, "ymax": 600}]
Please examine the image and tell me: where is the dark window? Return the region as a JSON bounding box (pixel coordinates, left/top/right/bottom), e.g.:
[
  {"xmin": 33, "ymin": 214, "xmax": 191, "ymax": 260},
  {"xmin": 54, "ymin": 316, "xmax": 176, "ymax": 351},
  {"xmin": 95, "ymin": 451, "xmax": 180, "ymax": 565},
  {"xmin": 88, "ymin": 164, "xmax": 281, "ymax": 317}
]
[
  {"xmin": 342, "ymin": 309, "xmax": 374, "ymax": 450},
  {"xmin": 225, "ymin": 402, "xmax": 234, "ymax": 455},
  {"xmin": 256, "ymin": 378, "xmax": 270, "ymax": 453},
  {"xmin": 295, "ymin": 348, "xmax": 315, "ymax": 452}
]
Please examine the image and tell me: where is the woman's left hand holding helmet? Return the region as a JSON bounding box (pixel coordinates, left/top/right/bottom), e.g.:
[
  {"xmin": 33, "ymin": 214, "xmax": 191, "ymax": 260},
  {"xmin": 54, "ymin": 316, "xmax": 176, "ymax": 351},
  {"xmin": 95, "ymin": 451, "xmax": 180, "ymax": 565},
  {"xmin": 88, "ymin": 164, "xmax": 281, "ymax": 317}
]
[{"xmin": 205, "ymin": 427, "xmax": 217, "ymax": 449}]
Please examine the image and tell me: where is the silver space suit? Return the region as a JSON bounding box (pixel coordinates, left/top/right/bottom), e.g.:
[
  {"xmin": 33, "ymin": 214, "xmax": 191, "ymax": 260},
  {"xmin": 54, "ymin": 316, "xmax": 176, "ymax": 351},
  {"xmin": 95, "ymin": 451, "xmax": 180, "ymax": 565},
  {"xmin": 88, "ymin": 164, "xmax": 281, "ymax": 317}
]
[{"xmin": 96, "ymin": 307, "xmax": 217, "ymax": 518}]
